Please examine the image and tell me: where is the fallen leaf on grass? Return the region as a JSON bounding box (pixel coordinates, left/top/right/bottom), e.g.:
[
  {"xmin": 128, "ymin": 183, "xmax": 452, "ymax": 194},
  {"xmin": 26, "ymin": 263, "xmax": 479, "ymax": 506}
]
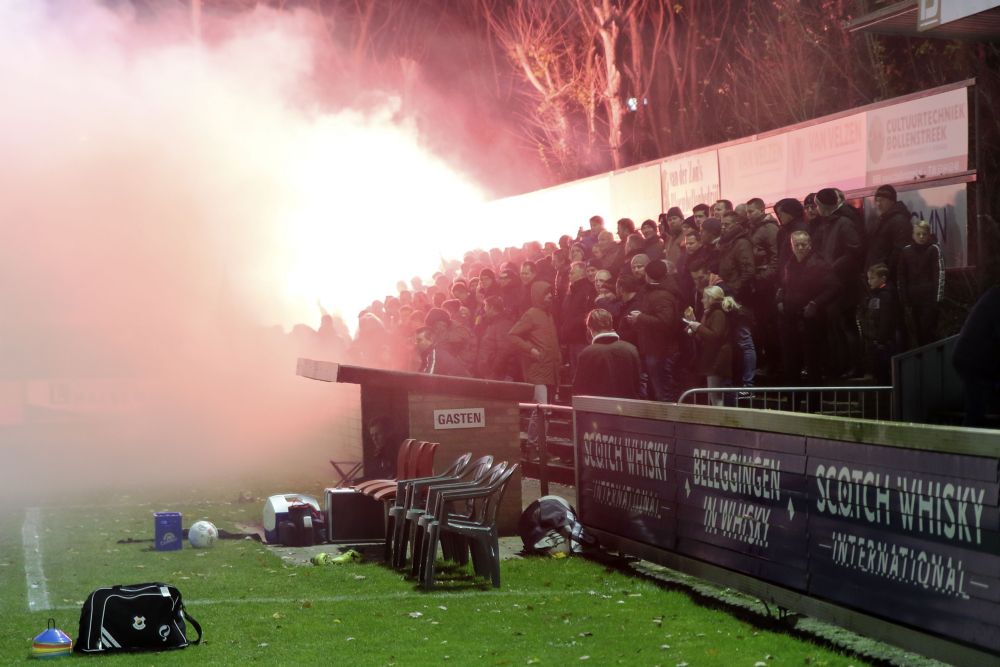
[
  {"xmin": 301, "ymin": 600, "xmax": 312, "ymax": 609},
  {"xmin": 438, "ymin": 605, "xmax": 447, "ymax": 611},
  {"xmin": 272, "ymin": 612, "xmax": 284, "ymax": 619},
  {"xmin": 408, "ymin": 611, "xmax": 423, "ymax": 618}
]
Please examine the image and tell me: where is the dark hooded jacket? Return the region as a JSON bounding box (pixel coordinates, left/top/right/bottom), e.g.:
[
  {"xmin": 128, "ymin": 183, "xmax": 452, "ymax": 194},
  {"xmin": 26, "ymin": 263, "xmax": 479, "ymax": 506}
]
[
  {"xmin": 867, "ymin": 200, "xmax": 912, "ymax": 273},
  {"xmin": 633, "ymin": 276, "xmax": 685, "ymax": 357},
  {"xmin": 509, "ymin": 281, "xmax": 562, "ymax": 385},
  {"xmin": 559, "ymin": 277, "xmax": 598, "ymax": 345},
  {"xmin": 812, "ymin": 211, "xmax": 862, "ymax": 289},
  {"xmin": 717, "ymin": 224, "xmax": 756, "ymax": 300},
  {"xmin": 779, "ymin": 252, "xmax": 839, "ymax": 316}
]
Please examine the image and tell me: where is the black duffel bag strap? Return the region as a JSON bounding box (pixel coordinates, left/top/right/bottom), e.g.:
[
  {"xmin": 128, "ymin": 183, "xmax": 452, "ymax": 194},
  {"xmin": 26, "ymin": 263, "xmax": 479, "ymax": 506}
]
[{"xmin": 181, "ymin": 605, "xmax": 202, "ymax": 645}]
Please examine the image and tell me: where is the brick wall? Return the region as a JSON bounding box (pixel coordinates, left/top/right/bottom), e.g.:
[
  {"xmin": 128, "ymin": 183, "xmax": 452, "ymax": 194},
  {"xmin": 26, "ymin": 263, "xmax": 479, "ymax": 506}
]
[{"xmin": 408, "ymin": 392, "xmax": 522, "ymax": 535}]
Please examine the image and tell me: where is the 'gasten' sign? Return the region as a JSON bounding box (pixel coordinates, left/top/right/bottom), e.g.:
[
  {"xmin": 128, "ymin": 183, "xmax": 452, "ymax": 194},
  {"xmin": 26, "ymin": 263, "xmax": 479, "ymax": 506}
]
[{"xmin": 433, "ymin": 407, "xmax": 486, "ymax": 430}]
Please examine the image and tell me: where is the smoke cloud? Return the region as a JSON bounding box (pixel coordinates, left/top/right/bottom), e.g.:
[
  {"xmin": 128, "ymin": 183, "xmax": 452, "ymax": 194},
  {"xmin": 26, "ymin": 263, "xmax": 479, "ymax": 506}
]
[{"xmin": 0, "ymin": 0, "xmax": 494, "ymax": 503}]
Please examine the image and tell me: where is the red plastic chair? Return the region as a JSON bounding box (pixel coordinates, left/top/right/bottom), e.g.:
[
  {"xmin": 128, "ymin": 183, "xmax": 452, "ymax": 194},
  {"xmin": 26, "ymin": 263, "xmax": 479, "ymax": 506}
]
[
  {"xmin": 353, "ymin": 438, "xmax": 416, "ymax": 494},
  {"xmin": 371, "ymin": 441, "xmax": 438, "ymax": 502}
]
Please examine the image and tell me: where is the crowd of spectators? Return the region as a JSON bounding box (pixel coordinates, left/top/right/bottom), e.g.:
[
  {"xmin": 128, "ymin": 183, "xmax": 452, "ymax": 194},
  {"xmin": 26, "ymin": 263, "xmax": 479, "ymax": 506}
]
[{"xmin": 302, "ymin": 184, "xmax": 945, "ymax": 407}]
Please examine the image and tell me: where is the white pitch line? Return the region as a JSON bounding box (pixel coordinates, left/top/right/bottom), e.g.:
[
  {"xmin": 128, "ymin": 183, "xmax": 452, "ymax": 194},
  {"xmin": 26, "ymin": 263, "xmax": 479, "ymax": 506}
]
[
  {"xmin": 22, "ymin": 507, "xmax": 51, "ymax": 612},
  {"xmin": 46, "ymin": 587, "xmax": 591, "ymax": 611}
]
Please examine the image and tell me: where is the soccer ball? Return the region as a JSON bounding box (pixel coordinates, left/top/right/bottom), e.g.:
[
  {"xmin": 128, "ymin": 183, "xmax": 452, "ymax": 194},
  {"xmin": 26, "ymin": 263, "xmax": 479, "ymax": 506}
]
[{"xmin": 188, "ymin": 520, "xmax": 218, "ymax": 549}]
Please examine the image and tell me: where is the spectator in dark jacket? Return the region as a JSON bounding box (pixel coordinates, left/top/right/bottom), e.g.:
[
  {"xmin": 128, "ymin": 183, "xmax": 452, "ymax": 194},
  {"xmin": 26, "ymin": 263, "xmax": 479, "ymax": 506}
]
[
  {"xmin": 416, "ymin": 326, "xmax": 471, "ymax": 377},
  {"xmin": 475, "ymin": 296, "xmax": 517, "ymax": 380},
  {"xmin": 861, "ymin": 263, "xmax": 900, "ymax": 384},
  {"xmin": 425, "ymin": 307, "xmax": 475, "ymax": 371},
  {"xmin": 718, "ymin": 211, "xmax": 757, "ymax": 386},
  {"xmin": 625, "ymin": 259, "xmax": 686, "ymax": 401},
  {"xmin": 638, "ymin": 219, "xmax": 666, "ymax": 261},
  {"xmin": 868, "ymin": 185, "xmax": 912, "ymax": 277},
  {"xmin": 776, "ymin": 231, "xmax": 839, "ymax": 385},
  {"xmin": 573, "ymin": 309, "xmax": 642, "ymax": 399},
  {"xmin": 684, "ymin": 285, "xmax": 736, "ymax": 406},
  {"xmin": 560, "ymin": 261, "xmax": 598, "ymax": 378},
  {"xmin": 660, "ymin": 207, "xmax": 686, "ymax": 268},
  {"xmin": 814, "ymin": 187, "xmax": 864, "ymax": 378},
  {"xmin": 897, "ymin": 220, "xmax": 945, "ymax": 348}
]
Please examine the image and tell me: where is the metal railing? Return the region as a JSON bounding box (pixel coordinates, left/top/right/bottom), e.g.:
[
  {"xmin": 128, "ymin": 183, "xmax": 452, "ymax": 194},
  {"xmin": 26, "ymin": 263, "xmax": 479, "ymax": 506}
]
[
  {"xmin": 677, "ymin": 385, "xmax": 894, "ymax": 420},
  {"xmin": 518, "ymin": 402, "xmax": 573, "ymax": 496}
]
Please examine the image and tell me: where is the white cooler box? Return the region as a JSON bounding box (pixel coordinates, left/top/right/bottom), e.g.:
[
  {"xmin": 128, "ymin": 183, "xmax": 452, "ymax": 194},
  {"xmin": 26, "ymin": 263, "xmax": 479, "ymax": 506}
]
[
  {"xmin": 324, "ymin": 488, "xmax": 386, "ymax": 543},
  {"xmin": 263, "ymin": 493, "xmax": 320, "ymax": 544}
]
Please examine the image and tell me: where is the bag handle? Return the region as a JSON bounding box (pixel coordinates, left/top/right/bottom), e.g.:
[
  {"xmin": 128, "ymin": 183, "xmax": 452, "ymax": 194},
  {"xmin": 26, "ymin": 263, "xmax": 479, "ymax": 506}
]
[{"xmin": 182, "ymin": 606, "xmax": 202, "ymax": 645}]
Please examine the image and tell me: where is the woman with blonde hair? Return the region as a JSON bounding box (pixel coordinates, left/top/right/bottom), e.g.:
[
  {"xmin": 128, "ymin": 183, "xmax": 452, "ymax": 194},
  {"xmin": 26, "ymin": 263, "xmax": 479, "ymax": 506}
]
[{"xmin": 684, "ymin": 286, "xmax": 737, "ymax": 405}]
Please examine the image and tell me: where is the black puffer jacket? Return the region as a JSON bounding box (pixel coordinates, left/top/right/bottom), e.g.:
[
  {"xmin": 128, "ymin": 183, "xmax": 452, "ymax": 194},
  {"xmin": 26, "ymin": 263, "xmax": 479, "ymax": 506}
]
[
  {"xmin": 633, "ymin": 276, "xmax": 685, "ymax": 356},
  {"xmin": 867, "ymin": 200, "xmax": 912, "ymax": 272}
]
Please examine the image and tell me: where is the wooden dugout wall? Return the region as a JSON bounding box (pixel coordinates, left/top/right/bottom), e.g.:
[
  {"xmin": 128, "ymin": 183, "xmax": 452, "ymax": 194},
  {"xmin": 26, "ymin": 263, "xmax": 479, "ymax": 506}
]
[{"xmin": 573, "ymin": 397, "xmax": 1000, "ymax": 665}]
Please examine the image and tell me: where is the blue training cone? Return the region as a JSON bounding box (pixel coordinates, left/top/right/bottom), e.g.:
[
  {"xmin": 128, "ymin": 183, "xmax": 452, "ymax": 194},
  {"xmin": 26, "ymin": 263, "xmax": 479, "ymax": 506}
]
[{"xmin": 31, "ymin": 618, "xmax": 72, "ymax": 659}]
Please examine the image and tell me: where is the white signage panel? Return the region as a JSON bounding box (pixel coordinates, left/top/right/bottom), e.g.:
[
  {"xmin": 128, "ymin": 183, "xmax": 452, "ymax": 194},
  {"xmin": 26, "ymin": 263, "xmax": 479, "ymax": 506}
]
[
  {"xmin": 659, "ymin": 149, "xmax": 720, "ymax": 216},
  {"xmin": 717, "ymin": 134, "xmax": 788, "ymax": 205},
  {"xmin": 900, "ymin": 182, "xmax": 968, "ymax": 268},
  {"xmin": 433, "ymin": 407, "xmax": 486, "ymax": 430},
  {"xmin": 919, "ymin": 0, "xmax": 1000, "ymax": 31},
  {"xmin": 865, "ymin": 87, "xmax": 968, "ymax": 186},
  {"xmin": 785, "ymin": 112, "xmax": 867, "ymax": 195},
  {"xmin": 610, "ymin": 163, "xmax": 663, "ymax": 221}
]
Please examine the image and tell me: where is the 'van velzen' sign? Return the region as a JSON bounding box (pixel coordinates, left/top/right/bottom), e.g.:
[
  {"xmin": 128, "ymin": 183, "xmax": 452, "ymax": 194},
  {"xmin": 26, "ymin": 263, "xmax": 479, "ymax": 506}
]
[{"xmin": 433, "ymin": 407, "xmax": 485, "ymax": 430}]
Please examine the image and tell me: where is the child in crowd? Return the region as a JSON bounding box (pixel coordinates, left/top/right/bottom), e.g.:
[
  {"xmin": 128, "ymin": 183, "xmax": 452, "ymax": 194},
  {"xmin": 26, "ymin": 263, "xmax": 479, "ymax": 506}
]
[
  {"xmin": 897, "ymin": 220, "xmax": 944, "ymax": 348},
  {"xmin": 862, "ymin": 263, "xmax": 899, "ymax": 384}
]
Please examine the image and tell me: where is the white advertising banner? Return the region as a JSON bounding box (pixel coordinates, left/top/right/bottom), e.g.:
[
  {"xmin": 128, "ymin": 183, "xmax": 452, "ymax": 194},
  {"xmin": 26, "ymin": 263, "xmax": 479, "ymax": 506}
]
[
  {"xmin": 659, "ymin": 150, "xmax": 720, "ymax": 216},
  {"xmin": 919, "ymin": 0, "xmax": 1000, "ymax": 31},
  {"xmin": 865, "ymin": 87, "xmax": 968, "ymax": 186},
  {"xmin": 786, "ymin": 112, "xmax": 867, "ymax": 196},
  {"xmin": 610, "ymin": 163, "xmax": 663, "ymax": 222},
  {"xmin": 480, "ymin": 173, "xmax": 611, "ymax": 246},
  {"xmin": 896, "ymin": 183, "xmax": 968, "ymax": 268},
  {"xmin": 717, "ymin": 134, "xmax": 788, "ymax": 205}
]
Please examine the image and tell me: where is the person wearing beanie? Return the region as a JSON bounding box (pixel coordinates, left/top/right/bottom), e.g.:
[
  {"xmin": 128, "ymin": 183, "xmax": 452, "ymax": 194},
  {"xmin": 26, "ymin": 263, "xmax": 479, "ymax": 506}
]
[
  {"xmin": 424, "ymin": 306, "xmax": 475, "ymax": 371},
  {"xmin": 774, "ymin": 198, "xmax": 809, "ymax": 274},
  {"xmin": 624, "ymin": 258, "xmax": 687, "ymax": 401},
  {"xmin": 696, "ymin": 217, "xmax": 723, "ymax": 274},
  {"xmin": 803, "ymin": 193, "xmax": 819, "ymax": 223},
  {"xmin": 415, "ymin": 325, "xmax": 471, "ymax": 378},
  {"xmin": 868, "ymin": 184, "xmax": 912, "ymax": 276},
  {"xmin": 898, "ymin": 220, "xmax": 945, "ymax": 348},
  {"xmin": 638, "ymin": 219, "xmax": 666, "ymax": 262},
  {"xmin": 814, "ymin": 186, "xmax": 864, "ymax": 379},
  {"xmin": 559, "ymin": 260, "xmax": 599, "ymax": 380},
  {"xmin": 659, "ymin": 207, "xmax": 687, "ymax": 268},
  {"xmin": 509, "ymin": 280, "xmax": 561, "ymax": 445}
]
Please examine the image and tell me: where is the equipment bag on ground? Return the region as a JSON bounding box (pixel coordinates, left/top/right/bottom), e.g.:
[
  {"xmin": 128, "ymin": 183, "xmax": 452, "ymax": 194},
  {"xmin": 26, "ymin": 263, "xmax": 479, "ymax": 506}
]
[
  {"xmin": 75, "ymin": 582, "xmax": 201, "ymax": 653},
  {"xmin": 518, "ymin": 495, "xmax": 596, "ymax": 554}
]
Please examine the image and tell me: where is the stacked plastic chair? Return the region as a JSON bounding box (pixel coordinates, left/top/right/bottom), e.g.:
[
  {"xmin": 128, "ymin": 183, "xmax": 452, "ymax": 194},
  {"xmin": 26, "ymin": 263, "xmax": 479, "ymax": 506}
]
[
  {"xmin": 417, "ymin": 461, "xmax": 520, "ymax": 589},
  {"xmin": 383, "ymin": 452, "xmax": 473, "ymax": 564},
  {"xmin": 389, "ymin": 455, "xmax": 495, "ymax": 571}
]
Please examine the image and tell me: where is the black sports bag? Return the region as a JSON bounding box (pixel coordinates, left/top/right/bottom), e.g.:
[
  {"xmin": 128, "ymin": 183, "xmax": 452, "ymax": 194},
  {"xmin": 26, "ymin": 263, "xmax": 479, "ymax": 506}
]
[{"xmin": 75, "ymin": 582, "xmax": 202, "ymax": 653}]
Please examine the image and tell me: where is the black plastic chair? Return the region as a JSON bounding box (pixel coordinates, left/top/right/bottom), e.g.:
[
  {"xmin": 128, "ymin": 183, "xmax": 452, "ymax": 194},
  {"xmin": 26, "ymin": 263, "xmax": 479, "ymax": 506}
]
[
  {"xmin": 384, "ymin": 452, "xmax": 472, "ymax": 565},
  {"xmin": 420, "ymin": 463, "xmax": 520, "ymax": 589},
  {"xmin": 399, "ymin": 456, "xmax": 496, "ymax": 574}
]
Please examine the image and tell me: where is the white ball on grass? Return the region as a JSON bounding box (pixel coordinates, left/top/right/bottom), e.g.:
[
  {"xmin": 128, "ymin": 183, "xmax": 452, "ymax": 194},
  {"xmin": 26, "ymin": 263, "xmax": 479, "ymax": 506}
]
[{"xmin": 188, "ymin": 520, "xmax": 218, "ymax": 548}]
